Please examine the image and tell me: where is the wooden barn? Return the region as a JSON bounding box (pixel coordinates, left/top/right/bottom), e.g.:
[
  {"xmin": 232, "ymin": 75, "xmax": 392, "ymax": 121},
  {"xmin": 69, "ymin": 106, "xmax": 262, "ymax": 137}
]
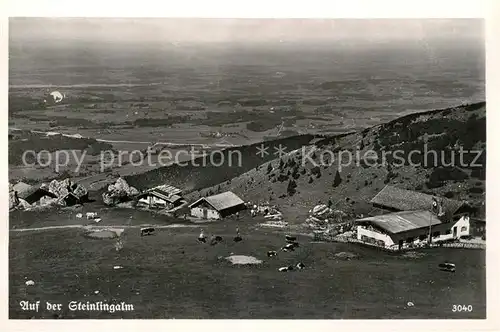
[
  {"xmin": 137, "ymin": 184, "xmax": 184, "ymax": 210},
  {"xmin": 188, "ymin": 191, "xmax": 245, "ymax": 220}
]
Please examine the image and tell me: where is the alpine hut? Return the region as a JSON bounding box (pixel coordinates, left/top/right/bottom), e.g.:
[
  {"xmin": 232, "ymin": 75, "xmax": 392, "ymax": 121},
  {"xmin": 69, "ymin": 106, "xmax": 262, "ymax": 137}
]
[
  {"xmin": 188, "ymin": 191, "xmax": 245, "ymax": 220},
  {"xmin": 136, "ymin": 184, "xmax": 184, "ymax": 210}
]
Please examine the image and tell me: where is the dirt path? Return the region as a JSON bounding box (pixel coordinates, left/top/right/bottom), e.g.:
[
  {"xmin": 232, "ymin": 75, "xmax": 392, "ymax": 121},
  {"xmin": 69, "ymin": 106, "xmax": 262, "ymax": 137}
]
[{"xmin": 10, "ymin": 223, "xmax": 201, "ymax": 232}]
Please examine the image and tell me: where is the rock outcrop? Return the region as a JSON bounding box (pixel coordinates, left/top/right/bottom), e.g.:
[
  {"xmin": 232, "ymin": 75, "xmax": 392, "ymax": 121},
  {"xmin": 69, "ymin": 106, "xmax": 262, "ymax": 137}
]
[
  {"xmin": 306, "ymin": 204, "xmax": 348, "ymax": 227},
  {"xmin": 102, "ymin": 177, "xmax": 140, "ymax": 206},
  {"xmin": 47, "ymin": 178, "xmax": 88, "ymax": 206}
]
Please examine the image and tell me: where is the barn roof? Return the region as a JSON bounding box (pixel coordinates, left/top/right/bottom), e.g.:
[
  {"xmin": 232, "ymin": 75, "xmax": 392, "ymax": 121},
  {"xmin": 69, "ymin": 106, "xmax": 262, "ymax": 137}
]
[
  {"xmin": 188, "ymin": 191, "xmax": 244, "ymax": 211},
  {"xmin": 12, "ymin": 182, "xmax": 57, "ymax": 201},
  {"xmin": 370, "ymin": 185, "xmax": 465, "ymax": 219},
  {"xmin": 12, "ymin": 182, "xmax": 33, "ymax": 195},
  {"xmin": 356, "ymin": 210, "xmax": 443, "ymax": 234}
]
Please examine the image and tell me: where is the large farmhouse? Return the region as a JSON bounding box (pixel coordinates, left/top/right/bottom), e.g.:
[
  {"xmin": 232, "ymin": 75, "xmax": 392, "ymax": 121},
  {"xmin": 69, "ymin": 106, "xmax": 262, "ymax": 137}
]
[
  {"xmin": 188, "ymin": 191, "xmax": 245, "ymax": 220},
  {"xmin": 136, "ymin": 184, "xmax": 184, "ymax": 210},
  {"xmin": 356, "ymin": 185, "xmax": 472, "ymax": 250}
]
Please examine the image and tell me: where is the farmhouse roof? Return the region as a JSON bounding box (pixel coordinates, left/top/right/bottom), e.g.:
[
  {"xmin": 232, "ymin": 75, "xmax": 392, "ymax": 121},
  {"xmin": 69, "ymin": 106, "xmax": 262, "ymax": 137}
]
[
  {"xmin": 356, "ymin": 210, "xmax": 443, "ymax": 234},
  {"xmin": 370, "ymin": 185, "xmax": 465, "ymax": 219},
  {"xmin": 188, "ymin": 191, "xmax": 244, "ymax": 212},
  {"xmin": 140, "ymin": 190, "xmax": 182, "ymax": 204},
  {"xmin": 148, "ymin": 184, "xmax": 182, "ymax": 196}
]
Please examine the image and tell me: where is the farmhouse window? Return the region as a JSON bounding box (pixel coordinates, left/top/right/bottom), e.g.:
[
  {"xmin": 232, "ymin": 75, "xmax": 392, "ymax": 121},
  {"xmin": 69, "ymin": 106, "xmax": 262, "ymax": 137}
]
[{"xmin": 461, "ymin": 226, "xmax": 468, "ymax": 232}]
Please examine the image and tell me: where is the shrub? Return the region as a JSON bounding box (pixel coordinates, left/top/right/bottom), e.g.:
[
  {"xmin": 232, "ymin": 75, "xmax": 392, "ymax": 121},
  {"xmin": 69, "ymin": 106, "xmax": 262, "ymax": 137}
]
[
  {"xmin": 333, "ymin": 171, "xmax": 342, "ymax": 187},
  {"xmin": 469, "ymin": 187, "xmax": 484, "ymax": 194},
  {"xmin": 311, "ymin": 166, "xmax": 321, "ymax": 178},
  {"xmin": 287, "ymin": 179, "xmax": 297, "ymax": 196},
  {"xmin": 426, "ymin": 180, "xmax": 444, "ymax": 189},
  {"xmin": 277, "ymin": 174, "xmax": 288, "ymax": 182}
]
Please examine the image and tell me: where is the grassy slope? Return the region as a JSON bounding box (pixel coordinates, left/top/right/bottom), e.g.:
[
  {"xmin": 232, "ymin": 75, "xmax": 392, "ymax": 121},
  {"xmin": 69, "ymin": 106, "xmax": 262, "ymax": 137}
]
[
  {"xmin": 9, "ymin": 215, "xmax": 485, "ymax": 319},
  {"xmin": 184, "ymin": 102, "xmax": 486, "ymax": 223},
  {"xmin": 124, "ymin": 134, "xmax": 319, "ymax": 192}
]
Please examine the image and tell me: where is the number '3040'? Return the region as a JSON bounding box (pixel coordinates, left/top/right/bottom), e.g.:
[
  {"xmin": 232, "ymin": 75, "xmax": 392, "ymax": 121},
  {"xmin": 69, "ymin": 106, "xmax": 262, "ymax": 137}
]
[{"xmin": 452, "ymin": 305, "xmax": 473, "ymax": 312}]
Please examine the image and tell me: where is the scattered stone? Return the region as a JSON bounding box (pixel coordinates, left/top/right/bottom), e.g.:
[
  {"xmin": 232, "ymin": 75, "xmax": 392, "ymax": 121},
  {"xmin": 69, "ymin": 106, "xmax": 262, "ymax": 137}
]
[
  {"xmin": 402, "ymin": 251, "xmax": 426, "ymax": 259},
  {"xmin": 225, "ymin": 255, "xmax": 262, "ymax": 265},
  {"xmin": 113, "ymin": 266, "xmax": 123, "ymax": 270},
  {"xmin": 94, "ymin": 290, "xmax": 99, "ymax": 294},
  {"xmin": 334, "ymin": 251, "xmax": 359, "ymax": 260},
  {"xmin": 25, "ymin": 280, "xmax": 35, "ymax": 286},
  {"xmin": 407, "ymin": 301, "xmax": 415, "ymax": 307}
]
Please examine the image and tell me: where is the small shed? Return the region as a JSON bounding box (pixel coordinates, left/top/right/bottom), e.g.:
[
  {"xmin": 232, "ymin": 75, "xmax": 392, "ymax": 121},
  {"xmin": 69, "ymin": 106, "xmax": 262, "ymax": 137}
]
[{"xmin": 188, "ymin": 191, "xmax": 245, "ymax": 220}]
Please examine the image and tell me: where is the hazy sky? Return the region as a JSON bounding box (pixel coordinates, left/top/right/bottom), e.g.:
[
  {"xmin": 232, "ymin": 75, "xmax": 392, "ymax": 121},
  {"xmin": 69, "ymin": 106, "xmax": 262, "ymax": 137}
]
[{"xmin": 10, "ymin": 18, "xmax": 483, "ymax": 44}]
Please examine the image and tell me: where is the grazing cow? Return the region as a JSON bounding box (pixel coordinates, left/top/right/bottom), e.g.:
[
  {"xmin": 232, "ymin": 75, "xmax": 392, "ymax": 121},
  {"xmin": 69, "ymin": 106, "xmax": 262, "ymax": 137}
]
[
  {"xmin": 86, "ymin": 212, "xmax": 98, "ymax": 220},
  {"xmin": 278, "ymin": 267, "xmax": 289, "ymax": 272},
  {"xmin": 141, "ymin": 227, "xmax": 155, "ymax": 236},
  {"xmin": 198, "ymin": 230, "xmax": 206, "ymax": 243},
  {"xmin": 233, "ymin": 227, "xmax": 242, "ymax": 242},
  {"xmin": 296, "ymin": 262, "xmax": 305, "ymax": 270},
  {"xmin": 210, "ymin": 235, "xmax": 223, "ymax": 246},
  {"xmin": 267, "ymin": 250, "xmax": 278, "ymax": 257},
  {"xmin": 282, "ymin": 243, "xmax": 295, "ymax": 252},
  {"xmin": 285, "ymin": 235, "xmax": 297, "ymax": 242}
]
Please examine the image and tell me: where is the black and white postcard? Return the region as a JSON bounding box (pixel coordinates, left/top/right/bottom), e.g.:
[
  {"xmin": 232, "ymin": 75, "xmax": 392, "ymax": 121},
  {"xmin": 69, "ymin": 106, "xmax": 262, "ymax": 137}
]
[{"xmin": 3, "ymin": 0, "xmax": 498, "ymax": 330}]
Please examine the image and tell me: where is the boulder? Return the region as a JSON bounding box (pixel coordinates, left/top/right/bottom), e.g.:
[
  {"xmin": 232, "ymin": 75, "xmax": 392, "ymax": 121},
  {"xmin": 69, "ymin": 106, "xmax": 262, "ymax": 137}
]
[
  {"xmin": 17, "ymin": 199, "xmax": 32, "ymax": 210},
  {"xmin": 129, "ymin": 186, "xmax": 140, "ymax": 196},
  {"xmin": 47, "ymin": 178, "xmax": 88, "ymax": 205},
  {"xmin": 312, "ymin": 204, "xmax": 328, "ymax": 215},
  {"xmin": 72, "ymin": 183, "xmax": 88, "ymax": 200},
  {"xmin": 103, "ymin": 178, "xmax": 140, "ymax": 206},
  {"xmin": 9, "ymin": 192, "xmax": 17, "ymax": 210},
  {"xmin": 48, "ymin": 178, "xmax": 71, "ymax": 198}
]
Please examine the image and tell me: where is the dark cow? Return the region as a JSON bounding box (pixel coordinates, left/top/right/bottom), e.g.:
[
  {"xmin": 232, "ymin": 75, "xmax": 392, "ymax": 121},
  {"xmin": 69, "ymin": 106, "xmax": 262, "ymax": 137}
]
[
  {"xmin": 296, "ymin": 262, "xmax": 305, "ymax": 270},
  {"xmin": 267, "ymin": 250, "xmax": 278, "ymax": 257},
  {"xmin": 285, "ymin": 235, "xmax": 297, "ymax": 242},
  {"xmin": 210, "ymin": 235, "xmax": 223, "ymax": 246},
  {"xmin": 140, "ymin": 227, "xmax": 155, "ymax": 236}
]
